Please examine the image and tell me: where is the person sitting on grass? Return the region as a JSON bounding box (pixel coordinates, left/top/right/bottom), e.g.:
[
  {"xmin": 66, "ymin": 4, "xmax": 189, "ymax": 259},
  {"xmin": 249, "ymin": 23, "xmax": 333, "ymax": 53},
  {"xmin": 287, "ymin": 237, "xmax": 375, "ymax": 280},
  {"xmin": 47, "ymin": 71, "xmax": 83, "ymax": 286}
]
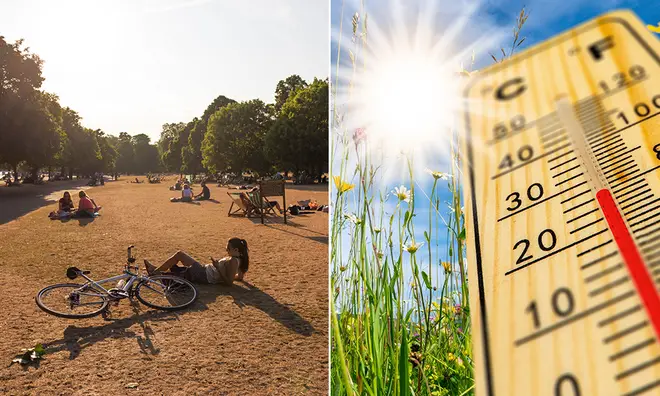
[
  {"xmin": 76, "ymin": 190, "xmax": 102, "ymax": 217},
  {"xmin": 59, "ymin": 191, "xmax": 75, "ymax": 213},
  {"xmin": 170, "ymin": 184, "xmax": 193, "ymax": 202},
  {"xmin": 249, "ymin": 185, "xmax": 284, "ymax": 213},
  {"xmin": 194, "ymin": 181, "xmax": 211, "ymax": 201},
  {"xmin": 144, "ymin": 237, "xmax": 249, "ymax": 285}
]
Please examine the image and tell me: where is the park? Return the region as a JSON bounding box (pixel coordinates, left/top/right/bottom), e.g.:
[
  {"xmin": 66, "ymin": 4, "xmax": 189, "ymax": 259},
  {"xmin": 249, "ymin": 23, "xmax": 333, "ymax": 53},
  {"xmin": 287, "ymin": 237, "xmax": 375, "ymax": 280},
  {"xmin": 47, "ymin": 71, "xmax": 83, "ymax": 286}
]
[{"xmin": 0, "ymin": 18, "xmax": 329, "ymax": 393}]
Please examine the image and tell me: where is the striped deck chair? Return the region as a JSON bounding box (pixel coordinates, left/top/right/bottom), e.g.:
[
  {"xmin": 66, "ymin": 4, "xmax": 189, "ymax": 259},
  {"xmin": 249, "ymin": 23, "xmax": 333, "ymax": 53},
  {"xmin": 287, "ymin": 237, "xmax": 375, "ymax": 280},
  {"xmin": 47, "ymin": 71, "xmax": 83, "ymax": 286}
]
[
  {"xmin": 227, "ymin": 192, "xmax": 257, "ymax": 217},
  {"xmin": 246, "ymin": 191, "xmax": 278, "ymax": 219}
]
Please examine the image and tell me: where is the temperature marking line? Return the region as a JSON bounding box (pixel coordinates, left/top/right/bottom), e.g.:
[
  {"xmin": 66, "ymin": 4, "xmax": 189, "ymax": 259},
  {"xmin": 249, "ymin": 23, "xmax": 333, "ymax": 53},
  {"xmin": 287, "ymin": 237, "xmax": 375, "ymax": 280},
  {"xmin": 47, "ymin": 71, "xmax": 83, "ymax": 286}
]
[
  {"xmin": 600, "ymin": 146, "xmax": 642, "ymax": 167},
  {"xmin": 589, "ymin": 128, "xmax": 621, "ymax": 145},
  {"xmin": 630, "ymin": 211, "xmax": 660, "ymax": 229},
  {"xmin": 638, "ymin": 225, "xmax": 660, "ymax": 241},
  {"xmin": 563, "ymin": 198, "xmax": 595, "ymax": 214},
  {"xmin": 585, "ymin": 125, "xmax": 617, "ymax": 139},
  {"xmin": 598, "ymin": 305, "xmax": 642, "ymax": 327},
  {"xmin": 607, "ymin": 166, "xmax": 639, "ymax": 181},
  {"xmin": 555, "ymin": 173, "xmax": 584, "ymax": 187},
  {"xmin": 616, "ymin": 183, "xmax": 649, "ymax": 201},
  {"xmin": 505, "ymin": 229, "xmax": 608, "ymax": 275},
  {"xmin": 603, "ymin": 320, "xmax": 649, "ymax": 344},
  {"xmin": 552, "ymin": 165, "xmax": 581, "ymax": 178},
  {"xmin": 622, "ymin": 379, "xmax": 660, "ymax": 396},
  {"xmin": 613, "ymin": 179, "xmax": 647, "ymax": 197},
  {"xmin": 610, "ymin": 111, "xmax": 660, "ymax": 136},
  {"xmin": 625, "ymin": 197, "xmax": 660, "ymax": 215},
  {"xmin": 611, "ymin": 164, "xmax": 660, "ymax": 193},
  {"xmin": 570, "ymin": 217, "xmax": 604, "ymax": 234},
  {"xmin": 577, "ymin": 239, "xmax": 613, "ymax": 257},
  {"xmin": 632, "ymin": 218, "xmax": 660, "ymax": 234},
  {"xmin": 549, "ymin": 156, "xmax": 577, "ymax": 170},
  {"xmin": 591, "ymin": 134, "xmax": 623, "ymax": 151},
  {"xmin": 609, "ymin": 338, "xmax": 656, "ymax": 361},
  {"xmin": 491, "ymin": 144, "xmax": 572, "ymax": 179},
  {"xmin": 582, "ymin": 251, "xmax": 619, "ymax": 270},
  {"xmin": 540, "ymin": 128, "xmax": 565, "ymax": 142},
  {"xmin": 602, "ymin": 159, "xmax": 635, "ymax": 175},
  {"xmin": 601, "ymin": 155, "xmax": 635, "ymax": 172},
  {"xmin": 544, "ymin": 136, "xmax": 570, "ymax": 148},
  {"xmin": 497, "ymin": 183, "xmax": 587, "ymax": 222},
  {"xmin": 628, "ymin": 204, "xmax": 660, "ymax": 224},
  {"xmin": 561, "ymin": 189, "xmax": 590, "ymax": 204},
  {"xmin": 642, "ymin": 240, "xmax": 660, "ymax": 255},
  {"xmin": 568, "ymin": 208, "xmax": 600, "ymax": 224},
  {"xmin": 585, "ymin": 263, "xmax": 624, "ymax": 282},
  {"xmin": 619, "ymin": 190, "xmax": 652, "ymax": 207},
  {"xmin": 548, "ymin": 148, "xmax": 575, "ymax": 162},
  {"xmin": 614, "ymin": 356, "xmax": 660, "ymax": 381},
  {"xmin": 589, "ymin": 276, "xmax": 630, "ymax": 297},
  {"xmin": 513, "ymin": 290, "xmax": 636, "ymax": 346},
  {"xmin": 595, "ymin": 142, "xmax": 627, "ymax": 159},
  {"xmin": 597, "ymin": 189, "xmax": 660, "ymax": 342}
]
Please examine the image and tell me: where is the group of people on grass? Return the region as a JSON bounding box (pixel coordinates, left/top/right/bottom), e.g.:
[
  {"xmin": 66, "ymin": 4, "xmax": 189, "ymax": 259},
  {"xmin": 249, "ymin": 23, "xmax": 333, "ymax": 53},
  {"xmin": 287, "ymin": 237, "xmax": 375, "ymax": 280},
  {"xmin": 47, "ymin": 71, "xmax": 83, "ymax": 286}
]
[
  {"xmin": 48, "ymin": 190, "xmax": 102, "ymax": 219},
  {"xmin": 170, "ymin": 181, "xmax": 210, "ymax": 202}
]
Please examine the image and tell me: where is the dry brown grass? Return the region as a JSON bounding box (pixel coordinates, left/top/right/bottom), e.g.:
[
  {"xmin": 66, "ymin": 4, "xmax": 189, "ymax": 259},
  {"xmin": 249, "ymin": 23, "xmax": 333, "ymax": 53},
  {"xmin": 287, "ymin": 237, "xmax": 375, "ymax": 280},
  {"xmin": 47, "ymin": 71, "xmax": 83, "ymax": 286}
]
[{"xmin": 0, "ymin": 176, "xmax": 328, "ymax": 395}]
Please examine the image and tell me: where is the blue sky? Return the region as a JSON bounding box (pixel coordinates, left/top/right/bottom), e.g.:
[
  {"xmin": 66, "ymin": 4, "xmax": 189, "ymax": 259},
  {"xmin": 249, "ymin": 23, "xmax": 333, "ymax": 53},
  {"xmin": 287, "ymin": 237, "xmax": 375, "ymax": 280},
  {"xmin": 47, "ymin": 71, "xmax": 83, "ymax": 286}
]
[
  {"xmin": 331, "ymin": 0, "xmax": 660, "ymax": 288},
  {"xmin": 0, "ymin": 0, "xmax": 329, "ymax": 143}
]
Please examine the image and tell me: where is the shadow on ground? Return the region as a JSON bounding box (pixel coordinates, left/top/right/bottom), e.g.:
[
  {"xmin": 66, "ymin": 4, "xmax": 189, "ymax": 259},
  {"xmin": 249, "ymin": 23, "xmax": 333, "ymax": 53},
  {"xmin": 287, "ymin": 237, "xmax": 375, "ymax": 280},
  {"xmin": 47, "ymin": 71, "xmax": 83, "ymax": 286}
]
[
  {"xmin": 0, "ymin": 180, "xmax": 91, "ymax": 225},
  {"xmin": 220, "ymin": 281, "xmax": 316, "ymax": 336},
  {"xmin": 41, "ymin": 279, "xmax": 314, "ymax": 360}
]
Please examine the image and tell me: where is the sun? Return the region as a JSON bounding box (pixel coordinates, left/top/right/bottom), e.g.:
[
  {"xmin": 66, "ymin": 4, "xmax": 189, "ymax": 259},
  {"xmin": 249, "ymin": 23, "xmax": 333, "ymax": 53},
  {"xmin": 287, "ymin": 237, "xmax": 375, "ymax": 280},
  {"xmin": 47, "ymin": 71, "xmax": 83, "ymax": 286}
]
[
  {"xmin": 356, "ymin": 48, "xmax": 459, "ymax": 153},
  {"xmin": 333, "ymin": 0, "xmax": 506, "ymax": 178}
]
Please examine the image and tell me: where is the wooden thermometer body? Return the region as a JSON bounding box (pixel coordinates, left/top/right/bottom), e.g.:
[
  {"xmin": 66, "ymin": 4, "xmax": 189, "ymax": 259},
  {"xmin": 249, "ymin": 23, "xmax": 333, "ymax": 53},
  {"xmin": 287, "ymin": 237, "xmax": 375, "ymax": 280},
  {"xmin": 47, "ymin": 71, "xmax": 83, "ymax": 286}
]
[{"xmin": 461, "ymin": 10, "xmax": 660, "ymax": 396}]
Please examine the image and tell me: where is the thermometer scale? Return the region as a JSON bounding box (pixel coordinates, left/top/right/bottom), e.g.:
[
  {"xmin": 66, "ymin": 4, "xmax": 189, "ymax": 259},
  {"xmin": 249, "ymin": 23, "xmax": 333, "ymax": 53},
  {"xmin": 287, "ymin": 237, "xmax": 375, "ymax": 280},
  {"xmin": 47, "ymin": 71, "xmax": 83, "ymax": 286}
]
[{"xmin": 461, "ymin": 11, "xmax": 660, "ymax": 396}]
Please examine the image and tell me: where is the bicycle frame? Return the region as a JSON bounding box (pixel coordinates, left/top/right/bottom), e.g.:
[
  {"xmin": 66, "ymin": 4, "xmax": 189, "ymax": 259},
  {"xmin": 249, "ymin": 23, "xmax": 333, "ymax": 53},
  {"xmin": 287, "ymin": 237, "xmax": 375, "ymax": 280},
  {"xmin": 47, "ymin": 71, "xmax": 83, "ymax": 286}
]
[{"xmin": 75, "ymin": 270, "xmax": 145, "ymax": 297}]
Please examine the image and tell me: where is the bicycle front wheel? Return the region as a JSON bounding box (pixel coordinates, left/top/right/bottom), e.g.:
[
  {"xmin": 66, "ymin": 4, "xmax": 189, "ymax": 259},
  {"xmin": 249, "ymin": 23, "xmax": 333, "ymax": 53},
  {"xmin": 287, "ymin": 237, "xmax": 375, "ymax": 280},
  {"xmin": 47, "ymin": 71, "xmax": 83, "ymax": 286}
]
[
  {"xmin": 135, "ymin": 275, "xmax": 197, "ymax": 311},
  {"xmin": 36, "ymin": 283, "xmax": 109, "ymax": 319}
]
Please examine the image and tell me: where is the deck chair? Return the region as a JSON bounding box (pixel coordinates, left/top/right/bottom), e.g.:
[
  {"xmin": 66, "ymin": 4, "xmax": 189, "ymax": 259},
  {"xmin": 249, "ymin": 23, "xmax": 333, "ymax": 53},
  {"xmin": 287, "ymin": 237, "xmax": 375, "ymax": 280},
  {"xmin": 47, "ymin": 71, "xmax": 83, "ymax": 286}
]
[
  {"xmin": 258, "ymin": 180, "xmax": 287, "ymax": 224},
  {"xmin": 227, "ymin": 192, "xmax": 257, "ymax": 217},
  {"xmin": 246, "ymin": 191, "xmax": 280, "ymax": 224}
]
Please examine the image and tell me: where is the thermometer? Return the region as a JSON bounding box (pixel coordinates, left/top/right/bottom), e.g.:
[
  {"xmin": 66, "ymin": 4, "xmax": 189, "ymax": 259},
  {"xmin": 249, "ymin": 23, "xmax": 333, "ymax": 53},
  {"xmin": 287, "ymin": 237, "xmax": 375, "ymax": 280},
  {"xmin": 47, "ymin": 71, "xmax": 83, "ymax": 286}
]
[{"xmin": 461, "ymin": 10, "xmax": 660, "ymax": 396}]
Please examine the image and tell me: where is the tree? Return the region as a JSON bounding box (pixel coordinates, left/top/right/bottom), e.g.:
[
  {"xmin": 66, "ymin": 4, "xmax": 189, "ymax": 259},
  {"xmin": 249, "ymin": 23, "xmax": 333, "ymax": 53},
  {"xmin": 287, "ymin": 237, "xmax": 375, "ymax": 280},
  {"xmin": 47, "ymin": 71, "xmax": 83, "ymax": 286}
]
[
  {"xmin": 132, "ymin": 133, "xmax": 160, "ymax": 174},
  {"xmin": 115, "ymin": 132, "xmax": 135, "ymax": 175},
  {"xmin": 159, "ymin": 123, "xmax": 186, "ymax": 173},
  {"xmin": 202, "ymin": 100, "xmax": 273, "ymax": 175},
  {"xmin": 0, "ymin": 36, "xmax": 46, "ymax": 179},
  {"xmin": 265, "ymin": 78, "xmax": 328, "ymax": 179},
  {"xmin": 274, "ymin": 75, "xmax": 307, "ymax": 114},
  {"xmin": 95, "ymin": 130, "xmax": 118, "ymax": 174},
  {"xmin": 184, "ymin": 95, "xmax": 235, "ymax": 176}
]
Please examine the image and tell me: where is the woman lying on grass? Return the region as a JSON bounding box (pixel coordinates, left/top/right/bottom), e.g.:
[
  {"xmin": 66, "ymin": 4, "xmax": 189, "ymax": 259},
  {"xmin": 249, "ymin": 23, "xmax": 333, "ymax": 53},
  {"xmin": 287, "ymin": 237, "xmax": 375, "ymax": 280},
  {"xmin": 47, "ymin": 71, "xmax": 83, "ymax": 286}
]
[{"xmin": 144, "ymin": 238, "xmax": 249, "ymax": 285}]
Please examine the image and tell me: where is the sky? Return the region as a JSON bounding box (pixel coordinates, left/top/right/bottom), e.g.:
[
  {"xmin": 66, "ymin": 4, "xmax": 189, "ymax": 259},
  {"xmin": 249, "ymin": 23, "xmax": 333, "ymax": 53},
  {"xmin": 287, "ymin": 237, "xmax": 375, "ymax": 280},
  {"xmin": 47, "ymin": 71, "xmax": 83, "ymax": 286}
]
[
  {"xmin": 331, "ymin": 0, "xmax": 660, "ymax": 291},
  {"xmin": 0, "ymin": 0, "xmax": 329, "ymax": 143}
]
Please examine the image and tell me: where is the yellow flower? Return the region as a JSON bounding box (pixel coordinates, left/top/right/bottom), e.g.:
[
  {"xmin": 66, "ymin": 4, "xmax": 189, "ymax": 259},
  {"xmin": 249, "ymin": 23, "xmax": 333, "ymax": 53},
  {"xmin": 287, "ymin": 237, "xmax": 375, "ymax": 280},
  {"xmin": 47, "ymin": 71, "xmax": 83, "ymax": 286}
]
[
  {"xmin": 333, "ymin": 176, "xmax": 354, "ymax": 193},
  {"xmin": 448, "ymin": 352, "xmax": 455, "ymax": 362},
  {"xmin": 442, "ymin": 261, "xmax": 452, "ymax": 273}
]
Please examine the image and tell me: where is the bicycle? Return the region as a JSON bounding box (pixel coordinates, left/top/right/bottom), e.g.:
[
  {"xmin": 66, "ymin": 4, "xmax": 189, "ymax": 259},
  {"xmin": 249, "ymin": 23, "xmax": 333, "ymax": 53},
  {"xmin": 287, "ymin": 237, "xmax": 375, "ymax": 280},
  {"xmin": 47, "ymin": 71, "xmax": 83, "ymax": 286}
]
[{"xmin": 35, "ymin": 245, "xmax": 198, "ymax": 319}]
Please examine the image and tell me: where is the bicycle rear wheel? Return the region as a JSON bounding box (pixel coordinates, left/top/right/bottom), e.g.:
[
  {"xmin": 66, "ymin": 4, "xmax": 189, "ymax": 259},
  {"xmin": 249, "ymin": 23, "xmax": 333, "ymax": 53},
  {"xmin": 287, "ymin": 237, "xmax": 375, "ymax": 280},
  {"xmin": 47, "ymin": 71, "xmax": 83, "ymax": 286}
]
[
  {"xmin": 135, "ymin": 275, "xmax": 197, "ymax": 310},
  {"xmin": 36, "ymin": 283, "xmax": 108, "ymax": 319}
]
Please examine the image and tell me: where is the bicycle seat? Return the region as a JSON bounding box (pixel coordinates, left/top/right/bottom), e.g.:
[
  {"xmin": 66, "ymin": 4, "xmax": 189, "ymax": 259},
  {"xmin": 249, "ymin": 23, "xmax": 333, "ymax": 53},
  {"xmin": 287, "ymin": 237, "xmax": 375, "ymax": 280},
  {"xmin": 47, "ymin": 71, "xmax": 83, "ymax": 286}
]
[{"xmin": 66, "ymin": 266, "xmax": 90, "ymax": 280}]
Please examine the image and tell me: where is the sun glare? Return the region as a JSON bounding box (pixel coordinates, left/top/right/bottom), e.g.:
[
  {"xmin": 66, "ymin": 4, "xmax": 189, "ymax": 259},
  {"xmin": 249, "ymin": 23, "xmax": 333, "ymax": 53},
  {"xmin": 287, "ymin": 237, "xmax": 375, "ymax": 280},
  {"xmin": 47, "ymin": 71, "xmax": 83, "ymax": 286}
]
[
  {"xmin": 334, "ymin": 0, "xmax": 506, "ymax": 180},
  {"xmin": 358, "ymin": 51, "xmax": 458, "ymax": 153}
]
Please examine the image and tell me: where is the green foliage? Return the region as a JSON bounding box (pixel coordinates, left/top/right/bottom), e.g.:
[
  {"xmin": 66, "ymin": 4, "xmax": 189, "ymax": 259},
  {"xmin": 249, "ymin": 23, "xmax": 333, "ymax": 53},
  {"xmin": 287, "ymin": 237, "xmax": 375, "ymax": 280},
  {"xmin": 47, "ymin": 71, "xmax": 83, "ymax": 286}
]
[
  {"xmin": 202, "ymin": 100, "xmax": 273, "ymax": 174},
  {"xmin": 274, "ymin": 74, "xmax": 308, "ymax": 114},
  {"xmin": 265, "ymin": 78, "xmax": 329, "ymax": 177}
]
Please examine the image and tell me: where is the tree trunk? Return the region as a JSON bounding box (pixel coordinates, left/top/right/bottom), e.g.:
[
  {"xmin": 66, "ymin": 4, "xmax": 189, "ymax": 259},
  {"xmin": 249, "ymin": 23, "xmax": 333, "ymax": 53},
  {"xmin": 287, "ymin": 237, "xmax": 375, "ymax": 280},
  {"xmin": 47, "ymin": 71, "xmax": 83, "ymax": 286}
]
[
  {"xmin": 68, "ymin": 169, "xmax": 73, "ymax": 180},
  {"xmin": 30, "ymin": 167, "xmax": 39, "ymax": 181}
]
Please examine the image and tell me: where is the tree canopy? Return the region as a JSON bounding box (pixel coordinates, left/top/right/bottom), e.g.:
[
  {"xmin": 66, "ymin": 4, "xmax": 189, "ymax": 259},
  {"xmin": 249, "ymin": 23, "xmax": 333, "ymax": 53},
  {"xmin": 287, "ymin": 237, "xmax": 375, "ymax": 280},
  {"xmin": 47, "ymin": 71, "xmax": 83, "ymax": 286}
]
[{"xmin": 1, "ymin": 36, "xmax": 327, "ymax": 183}]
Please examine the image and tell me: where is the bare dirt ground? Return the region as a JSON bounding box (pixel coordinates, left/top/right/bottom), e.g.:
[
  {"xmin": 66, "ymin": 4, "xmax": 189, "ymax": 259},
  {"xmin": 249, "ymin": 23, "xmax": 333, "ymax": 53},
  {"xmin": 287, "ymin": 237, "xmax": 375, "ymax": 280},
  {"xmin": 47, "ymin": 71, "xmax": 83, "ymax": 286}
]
[{"xmin": 0, "ymin": 177, "xmax": 329, "ymax": 395}]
